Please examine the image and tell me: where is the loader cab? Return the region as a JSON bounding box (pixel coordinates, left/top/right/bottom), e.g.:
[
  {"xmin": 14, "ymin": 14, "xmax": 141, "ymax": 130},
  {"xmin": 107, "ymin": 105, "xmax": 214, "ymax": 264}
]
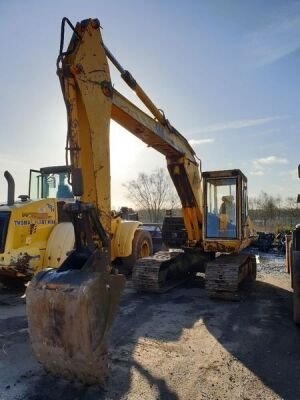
[
  {"xmin": 29, "ymin": 166, "xmax": 73, "ymax": 200},
  {"xmin": 202, "ymin": 169, "xmax": 250, "ymax": 252}
]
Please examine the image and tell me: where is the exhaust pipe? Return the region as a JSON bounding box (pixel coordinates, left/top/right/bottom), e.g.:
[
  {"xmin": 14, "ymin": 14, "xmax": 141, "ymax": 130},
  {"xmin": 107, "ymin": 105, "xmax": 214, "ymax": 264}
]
[{"xmin": 4, "ymin": 171, "xmax": 15, "ymax": 206}]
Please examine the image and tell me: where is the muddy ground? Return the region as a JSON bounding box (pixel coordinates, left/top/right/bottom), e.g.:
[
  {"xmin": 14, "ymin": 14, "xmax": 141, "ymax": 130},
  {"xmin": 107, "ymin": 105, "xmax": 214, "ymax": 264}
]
[{"xmin": 0, "ymin": 251, "xmax": 299, "ymax": 400}]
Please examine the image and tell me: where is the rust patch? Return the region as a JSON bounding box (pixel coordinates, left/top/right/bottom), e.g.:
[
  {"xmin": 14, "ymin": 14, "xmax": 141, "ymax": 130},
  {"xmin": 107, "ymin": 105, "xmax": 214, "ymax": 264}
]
[
  {"xmin": 22, "ymin": 212, "xmax": 50, "ymax": 219},
  {"xmin": 8, "ymin": 253, "xmax": 39, "ymax": 275},
  {"xmin": 204, "ymin": 241, "xmax": 237, "ymax": 253},
  {"xmin": 135, "ymin": 125, "xmax": 145, "ymax": 134},
  {"xmin": 29, "ymin": 223, "xmax": 37, "ymax": 235},
  {"xmin": 14, "ymin": 253, "xmax": 32, "ymax": 274}
]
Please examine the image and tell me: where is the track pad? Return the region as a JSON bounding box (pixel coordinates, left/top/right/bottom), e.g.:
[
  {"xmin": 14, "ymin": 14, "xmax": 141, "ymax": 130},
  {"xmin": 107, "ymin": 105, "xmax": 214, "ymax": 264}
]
[{"xmin": 26, "ymin": 269, "xmax": 125, "ymax": 385}]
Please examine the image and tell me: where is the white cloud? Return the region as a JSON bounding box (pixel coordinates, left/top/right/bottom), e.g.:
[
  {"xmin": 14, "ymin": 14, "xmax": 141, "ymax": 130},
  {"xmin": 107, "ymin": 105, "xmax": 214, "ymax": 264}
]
[
  {"xmin": 250, "ymin": 155, "xmax": 289, "ymax": 178},
  {"xmin": 279, "ymin": 168, "xmax": 299, "ymax": 180},
  {"xmin": 188, "ymin": 138, "xmax": 215, "ymax": 146},
  {"xmin": 245, "ymin": 4, "xmax": 300, "ymax": 66},
  {"xmin": 188, "ymin": 116, "xmax": 282, "ymax": 135},
  {"xmin": 250, "ymin": 170, "xmax": 264, "ymax": 176},
  {"xmin": 254, "ymin": 156, "xmax": 288, "ymax": 166}
]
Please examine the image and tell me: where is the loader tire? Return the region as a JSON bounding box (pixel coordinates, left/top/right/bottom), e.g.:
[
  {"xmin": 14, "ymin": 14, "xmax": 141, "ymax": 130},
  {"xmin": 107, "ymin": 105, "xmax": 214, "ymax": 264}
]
[{"xmin": 122, "ymin": 229, "xmax": 153, "ymax": 270}]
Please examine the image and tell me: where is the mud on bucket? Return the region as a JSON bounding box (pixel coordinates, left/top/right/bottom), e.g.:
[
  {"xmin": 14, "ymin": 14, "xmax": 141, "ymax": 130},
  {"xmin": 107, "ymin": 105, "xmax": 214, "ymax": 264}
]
[{"xmin": 26, "ymin": 267, "xmax": 125, "ymax": 385}]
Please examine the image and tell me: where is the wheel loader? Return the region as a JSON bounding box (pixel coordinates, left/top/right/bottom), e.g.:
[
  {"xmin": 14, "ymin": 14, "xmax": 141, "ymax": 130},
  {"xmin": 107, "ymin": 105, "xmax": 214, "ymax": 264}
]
[
  {"xmin": 26, "ymin": 17, "xmax": 256, "ymax": 385},
  {"xmin": 0, "ymin": 165, "xmax": 152, "ymax": 283}
]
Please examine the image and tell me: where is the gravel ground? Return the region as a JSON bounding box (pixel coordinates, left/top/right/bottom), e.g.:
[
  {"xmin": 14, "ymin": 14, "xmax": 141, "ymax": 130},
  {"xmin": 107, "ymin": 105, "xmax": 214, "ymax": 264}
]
[
  {"xmin": 0, "ymin": 251, "xmax": 299, "ymax": 400},
  {"xmin": 252, "ymin": 248, "xmax": 287, "ymax": 276}
]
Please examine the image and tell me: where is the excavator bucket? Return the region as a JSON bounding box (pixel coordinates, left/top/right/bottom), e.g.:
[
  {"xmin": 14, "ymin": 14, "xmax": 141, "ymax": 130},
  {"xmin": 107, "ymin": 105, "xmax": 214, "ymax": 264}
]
[{"xmin": 26, "ymin": 252, "xmax": 125, "ymax": 385}]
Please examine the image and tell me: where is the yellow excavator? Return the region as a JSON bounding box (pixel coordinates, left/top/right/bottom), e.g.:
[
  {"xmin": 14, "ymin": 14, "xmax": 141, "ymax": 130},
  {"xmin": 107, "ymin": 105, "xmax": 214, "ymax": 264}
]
[{"xmin": 26, "ymin": 17, "xmax": 255, "ymax": 385}]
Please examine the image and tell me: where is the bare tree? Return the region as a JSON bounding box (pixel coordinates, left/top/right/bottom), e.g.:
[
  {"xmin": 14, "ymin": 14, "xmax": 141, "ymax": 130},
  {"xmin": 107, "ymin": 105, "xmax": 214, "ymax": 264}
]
[
  {"xmin": 123, "ymin": 168, "xmax": 179, "ymax": 222},
  {"xmin": 275, "ymin": 195, "xmax": 283, "ymax": 221},
  {"xmin": 249, "ymin": 192, "xmax": 300, "ymax": 231},
  {"xmin": 249, "ymin": 192, "xmax": 278, "ymax": 230},
  {"xmin": 285, "ymin": 197, "xmax": 299, "ymax": 226},
  {"xmin": 248, "ymin": 197, "xmax": 258, "ymax": 211},
  {"xmin": 259, "ymin": 192, "xmax": 278, "ymax": 229}
]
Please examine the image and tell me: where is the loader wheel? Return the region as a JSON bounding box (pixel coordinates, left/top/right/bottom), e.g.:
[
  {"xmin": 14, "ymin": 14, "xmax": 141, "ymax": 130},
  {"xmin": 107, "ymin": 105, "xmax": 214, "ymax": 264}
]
[{"xmin": 122, "ymin": 229, "xmax": 153, "ymax": 270}]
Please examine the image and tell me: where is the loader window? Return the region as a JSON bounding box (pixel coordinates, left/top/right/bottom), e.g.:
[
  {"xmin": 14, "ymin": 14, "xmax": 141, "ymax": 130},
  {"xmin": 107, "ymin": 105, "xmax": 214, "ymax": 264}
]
[
  {"xmin": 241, "ymin": 181, "xmax": 248, "ymax": 239},
  {"xmin": 0, "ymin": 212, "xmax": 10, "ymax": 253},
  {"xmin": 242, "ymin": 183, "xmax": 248, "ymax": 222},
  {"xmin": 206, "ymin": 177, "xmax": 237, "ymax": 239},
  {"xmin": 29, "ymin": 170, "xmax": 42, "ymax": 199},
  {"xmin": 42, "ymin": 172, "xmax": 73, "ymax": 199},
  {"xmin": 29, "ymin": 170, "xmax": 73, "ymax": 199}
]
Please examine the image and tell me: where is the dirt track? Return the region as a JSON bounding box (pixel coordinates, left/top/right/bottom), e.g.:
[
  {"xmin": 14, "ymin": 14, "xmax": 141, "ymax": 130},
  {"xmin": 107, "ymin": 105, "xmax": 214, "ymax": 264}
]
[{"xmin": 0, "ymin": 253, "xmax": 300, "ymax": 400}]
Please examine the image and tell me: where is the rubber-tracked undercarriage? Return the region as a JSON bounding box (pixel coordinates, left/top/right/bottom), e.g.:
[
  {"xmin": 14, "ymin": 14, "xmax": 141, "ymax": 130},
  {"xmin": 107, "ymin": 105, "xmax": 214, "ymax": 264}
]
[
  {"xmin": 132, "ymin": 250, "xmax": 256, "ymax": 299},
  {"xmin": 133, "ymin": 167, "xmax": 255, "ymax": 299},
  {"xmin": 132, "ymin": 249, "xmax": 210, "ymax": 292},
  {"xmin": 205, "ymin": 253, "xmax": 256, "ymax": 300}
]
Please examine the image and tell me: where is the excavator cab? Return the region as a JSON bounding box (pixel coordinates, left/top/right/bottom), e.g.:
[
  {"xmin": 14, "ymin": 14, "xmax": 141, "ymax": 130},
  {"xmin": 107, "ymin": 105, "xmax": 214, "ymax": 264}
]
[{"xmin": 202, "ymin": 169, "xmax": 251, "ymax": 253}]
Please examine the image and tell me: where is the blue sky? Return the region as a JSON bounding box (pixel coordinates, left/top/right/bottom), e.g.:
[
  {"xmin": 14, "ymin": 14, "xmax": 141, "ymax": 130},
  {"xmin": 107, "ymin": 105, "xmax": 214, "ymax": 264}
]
[{"xmin": 0, "ymin": 0, "xmax": 299, "ymax": 206}]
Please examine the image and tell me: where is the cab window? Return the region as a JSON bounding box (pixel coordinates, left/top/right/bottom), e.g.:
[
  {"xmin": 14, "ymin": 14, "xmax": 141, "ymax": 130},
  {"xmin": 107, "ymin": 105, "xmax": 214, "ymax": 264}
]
[
  {"xmin": 29, "ymin": 170, "xmax": 73, "ymax": 199},
  {"xmin": 206, "ymin": 177, "xmax": 237, "ymax": 239}
]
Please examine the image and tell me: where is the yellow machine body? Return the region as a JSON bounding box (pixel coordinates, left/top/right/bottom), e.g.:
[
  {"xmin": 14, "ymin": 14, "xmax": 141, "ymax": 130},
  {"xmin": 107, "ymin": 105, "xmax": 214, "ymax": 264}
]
[
  {"xmin": 0, "ymin": 199, "xmax": 57, "ymax": 278},
  {"xmin": 111, "ymin": 218, "xmax": 141, "ymax": 260},
  {"xmin": 0, "ymin": 196, "xmax": 142, "ymax": 279}
]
